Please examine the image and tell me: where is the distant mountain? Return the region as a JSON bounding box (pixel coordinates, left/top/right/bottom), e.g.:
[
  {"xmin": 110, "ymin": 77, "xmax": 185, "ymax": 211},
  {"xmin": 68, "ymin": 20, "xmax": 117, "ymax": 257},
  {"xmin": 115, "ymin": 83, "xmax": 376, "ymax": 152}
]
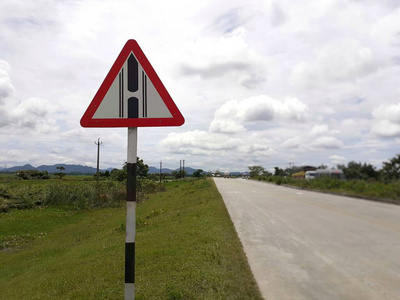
[
  {"xmin": 4, "ymin": 164, "xmax": 36, "ymax": 172},
  {"xmin": 177, "ymin": 167, "xmax": 197, "ymax": 175},
  {"xmin": 148, "ymin": 166, "xmax": 174, "ymax": 174},
  {"xmin": 2, "ymin": 164, "xmax": 107, "ymax": 174},
  {"xmin": 148, "ymin": 166, "xmax": 200, "ymax": 175},
  {"xmin": 37, "ymin": 164, "xmax": 100, "ymax": 174}
]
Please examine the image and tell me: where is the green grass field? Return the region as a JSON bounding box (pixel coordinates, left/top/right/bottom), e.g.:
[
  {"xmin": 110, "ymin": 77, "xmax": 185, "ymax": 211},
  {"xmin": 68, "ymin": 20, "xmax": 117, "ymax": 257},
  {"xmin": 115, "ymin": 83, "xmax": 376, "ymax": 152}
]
[{"xmin": 0, "ymin": 178, "xmax": 262, "ymax": 299}]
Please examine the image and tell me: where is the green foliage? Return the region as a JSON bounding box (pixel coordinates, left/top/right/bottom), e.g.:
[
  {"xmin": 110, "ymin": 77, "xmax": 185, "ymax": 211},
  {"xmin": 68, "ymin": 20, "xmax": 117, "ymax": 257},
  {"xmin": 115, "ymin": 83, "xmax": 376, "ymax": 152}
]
[
  {"xmin": 381, "ymin": 153, "xmax": 400, "ymax": 182},
  {"xmin": 337, "ymin": 161, "xmax": 379, "ymax": 180},
  {"xmin": 110, "ymin": 168, "xmax": 126, "ymax": 182},
  {"xmin": 192, "ymin": 169, "xmax": 204, "ymax": 178},
  {"xmin": 54, "ymin": 172, "xmax": 66, "ymax": 179},
  {"xmin": 112, "ymin": 157, "xmax": 150, "ymax": 182},
  {"xmin": 171, "ymin": 170, "xmax": 186, "ymax": 179},
  {"xmin": 274, "ymin": 167, "xmax": 287, "ymax": 177},
  {"xmin": 248, "ymin": 165, "xmax": 265, "ymax": 177},
  {"xmin": 136, "ymin": 179, "xmax": 167, "ymax": 203},
  {"xmin": 16, "ymin": 170, "xmax": 50, "ymax": 180},
  {"xmin": 43, "ymin": 182, "xmax": 126, "ymax": 209},
  {"xmin": 55, "ymin": 166, "xmax": 66, "ymax": 179},
  {"xmin": 123, "ymin": 157, "xmax": 149, "ymax": 178},
  {"xmin": 0, "ymin": 184, "xmax": 45, "ymax": 212}
]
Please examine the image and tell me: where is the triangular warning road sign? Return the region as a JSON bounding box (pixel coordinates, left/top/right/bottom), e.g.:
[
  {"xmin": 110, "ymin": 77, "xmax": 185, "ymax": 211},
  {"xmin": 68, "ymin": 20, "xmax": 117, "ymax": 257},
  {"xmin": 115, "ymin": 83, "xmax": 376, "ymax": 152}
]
[{"xmin": 80, "ymin": 40, "xmax": 184, "ymax": 127}]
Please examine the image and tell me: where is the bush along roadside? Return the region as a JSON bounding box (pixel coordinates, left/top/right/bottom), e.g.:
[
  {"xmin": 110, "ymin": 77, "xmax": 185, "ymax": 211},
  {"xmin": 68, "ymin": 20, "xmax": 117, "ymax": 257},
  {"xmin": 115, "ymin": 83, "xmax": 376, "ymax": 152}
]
[{"xmin": 0, "ymin": 178, "xmax": 167, "ymax": 212}]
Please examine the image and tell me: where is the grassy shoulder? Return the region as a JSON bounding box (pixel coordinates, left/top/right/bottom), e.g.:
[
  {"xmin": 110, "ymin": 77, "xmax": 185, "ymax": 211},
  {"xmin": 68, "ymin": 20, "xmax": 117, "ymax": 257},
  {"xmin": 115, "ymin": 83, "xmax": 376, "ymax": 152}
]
[
  {"xmin": 0, "ymin": 178, "xmax": 262, "ymax": 300},
  {"xmin": 253, "ymin": 176, "xmax": 400, "ymax": 205}
]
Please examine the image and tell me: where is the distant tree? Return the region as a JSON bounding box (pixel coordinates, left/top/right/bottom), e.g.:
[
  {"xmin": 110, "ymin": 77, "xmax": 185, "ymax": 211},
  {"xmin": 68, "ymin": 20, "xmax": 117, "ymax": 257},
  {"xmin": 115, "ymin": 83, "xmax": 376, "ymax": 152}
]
[
  {"xmin": 338, "ymin": 161, "xmax": 379, "ymax": 180},
  {"xmin": 110, "ymin": 168, "xmax": 127, "ymax": 182},
  {"xmin": 317, "ymin": 164, "xmax": 328, "ymax": 169},
  {"xmin": 274, "ymin": 167, "xmax": 286, "ymax": 177},
  {"xmin": 137, "ymin": 157, "xmax": 149, "ymax": 178},
  {"xmin": 361, "ymin": 163, "xmax": 379, "ymax": 180},
  {"xmin": 16, "ymin": 170, "xmax": 50, "ymax": 180},
  {"xmin": 193, "ymin": 169, "xmax": 204, "ymax": 178},
  {"xmin": 55, "ymin": 166, "xmax": 66, "ymax": 179},
  {"xmin": 381, "ymin": 153, "xmax": 400, "ymax": 182},
  {"xmin": 248, "ymin": 165, "xmax": 265, "ymax": 177},
  {"xmin": 262, "ymin": 170, "xmax": 272, "ymax": 177},
  {"xmin": 172, "ymin": 170, "xmax": 186, "ymax": 179},
  {"xmin": 147, "ymin": 173, "xmax": 165, "ymax": 181},
  {"xmin": 100, "ymin": 170, "xmax": 110, "ymax": 177},
  {"xmin": 123, "ymin": 157, "xmax": 149, "ymax": 178}
]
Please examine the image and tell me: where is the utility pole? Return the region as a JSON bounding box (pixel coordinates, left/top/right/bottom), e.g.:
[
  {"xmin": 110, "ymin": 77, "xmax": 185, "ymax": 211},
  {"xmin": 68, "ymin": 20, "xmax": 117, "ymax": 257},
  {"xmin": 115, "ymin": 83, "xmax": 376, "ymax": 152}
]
[
  {"xmin": 180, "ymin": 160, "xmax": 182, "ymax": 178},
  {"xmin": 159, "ymin": 161, "xmax": 162, "ymax": 184},
  {"xmin": 289, "ymin": 162, "xmax": 294, "ymax": 175},
  {"xmin": 183, "ymin": 159, "xmax": 185, "ymax": 178},
  {"xmin": 95, "ymin": 138, "xmax": 103, "ymax": 181}
]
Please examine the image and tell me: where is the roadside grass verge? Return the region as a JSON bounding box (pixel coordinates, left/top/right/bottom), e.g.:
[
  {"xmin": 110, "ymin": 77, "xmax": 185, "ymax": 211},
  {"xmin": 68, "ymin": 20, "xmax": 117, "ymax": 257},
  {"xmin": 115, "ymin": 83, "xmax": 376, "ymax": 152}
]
[
  {"xmin": 255, "ymin": 176, "xmax": 400, "ymax": 205},
  {"xmin": 0, "ymin": 178, "xmax": 262, "ymax": 299}
]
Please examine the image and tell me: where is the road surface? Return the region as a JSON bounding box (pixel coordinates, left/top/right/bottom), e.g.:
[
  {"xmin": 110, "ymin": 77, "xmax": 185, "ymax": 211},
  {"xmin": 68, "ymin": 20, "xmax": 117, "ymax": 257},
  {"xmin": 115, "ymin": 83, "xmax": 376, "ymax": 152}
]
[{"xmin": 213, "ymin": 178, "xmax": 400, "ymax": 300}]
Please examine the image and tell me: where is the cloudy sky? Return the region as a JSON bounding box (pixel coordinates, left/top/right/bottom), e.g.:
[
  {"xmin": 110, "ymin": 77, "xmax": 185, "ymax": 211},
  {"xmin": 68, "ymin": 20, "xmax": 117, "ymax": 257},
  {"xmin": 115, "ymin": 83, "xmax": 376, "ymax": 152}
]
[{"xmin": 1, "ymin": 0, "xmax": 400, "ymax": 172}]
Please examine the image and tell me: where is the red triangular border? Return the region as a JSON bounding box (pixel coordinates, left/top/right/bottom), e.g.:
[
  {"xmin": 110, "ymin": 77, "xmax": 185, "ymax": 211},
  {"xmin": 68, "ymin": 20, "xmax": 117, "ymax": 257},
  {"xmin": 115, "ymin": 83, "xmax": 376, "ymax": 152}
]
[{"xmin": 80, "ymin": 39, "xmax": 184, "ymax": 127}]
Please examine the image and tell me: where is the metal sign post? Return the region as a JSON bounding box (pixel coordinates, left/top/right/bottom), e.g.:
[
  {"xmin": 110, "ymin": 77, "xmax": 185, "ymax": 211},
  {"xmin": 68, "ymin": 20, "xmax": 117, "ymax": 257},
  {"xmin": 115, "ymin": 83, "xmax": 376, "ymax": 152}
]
[{"xmin": 125, "ymin": 127, "xmax": 137, "ymax": 299}]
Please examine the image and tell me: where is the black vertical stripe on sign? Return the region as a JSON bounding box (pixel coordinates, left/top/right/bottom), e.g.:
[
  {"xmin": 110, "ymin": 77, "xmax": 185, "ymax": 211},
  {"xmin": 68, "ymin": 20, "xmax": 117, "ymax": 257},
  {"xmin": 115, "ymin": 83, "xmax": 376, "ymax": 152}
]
[
  {"xmin": 125, "ymin": 242, "xmax": 135, "ymax": 283},
  {"xmin": 128, "ymin": 54, "xmax": 138, "ymax": 92},
  {"xmin": 142, "ymin": 71, "xmax": 148, "ymax": 118},
  {"xmin": 121, "ymin": 68, "xmax": 124, "ymax": 117},
  {"xmin": 142, "ymin": 71, "xmax": 145, "ymax": 117},
  {"xmin": 127, "ymin": 162, "xmax": 136, "ymax": 202},
  {"xmin": 145, "ymin": 74, "xmax": 147, "ymax": 117},
  {"xmin": 119, "ymin": 71, "xmax": 122, "ymax": 118},
  {"xmin": 128, "ymin": 97, "xmax": 139, "ymax": 118}
]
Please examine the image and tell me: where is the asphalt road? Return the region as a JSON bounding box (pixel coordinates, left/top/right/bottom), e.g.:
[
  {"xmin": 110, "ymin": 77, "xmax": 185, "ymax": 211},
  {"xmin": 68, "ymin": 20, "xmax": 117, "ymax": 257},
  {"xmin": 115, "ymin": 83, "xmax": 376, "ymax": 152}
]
[{"xmin": 213, "ymin": 178, "xmax": 400, "ymax": 300}]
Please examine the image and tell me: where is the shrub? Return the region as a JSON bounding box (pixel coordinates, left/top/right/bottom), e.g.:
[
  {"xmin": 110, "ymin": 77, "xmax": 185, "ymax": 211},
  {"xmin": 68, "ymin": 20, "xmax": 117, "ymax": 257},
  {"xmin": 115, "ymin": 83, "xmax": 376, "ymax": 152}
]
[
  {"xmin": 43, "ymin": 182, "xmax": 125, "ymax": 209},
  {"xmin": 16, "ymin": 170, "xmax": 50, "ymax": 180},
  {"xmin": 137, "ymin": 179, "xmax": 166, "ymax": 203}
]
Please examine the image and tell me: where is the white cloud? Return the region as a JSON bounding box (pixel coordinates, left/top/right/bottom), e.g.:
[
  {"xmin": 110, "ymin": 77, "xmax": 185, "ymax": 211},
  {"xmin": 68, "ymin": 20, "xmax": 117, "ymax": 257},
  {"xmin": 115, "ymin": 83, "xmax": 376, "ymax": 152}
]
[
  {"xmin": 0, "ymin": 62, "xmax": 58, "ymax": 133},
  {"xmin": 329, "ymin": 154, "xmax": 346, "ymax": 165},
  {"xmin": 208, "ymin": 119, "xmax": 246, "ymax": 134},
  {"xmin": 209, "ymin": 95, "xmax": 309, "ymax": 134},
  {"xmin": 311, "ymin": 137, "xmax": 344, "ymax": 149},
  {"xmin": 372, "ymin": 103, "xmax": 400, "ymax": 123},
  {"xmin": 0, "ymin": 60, "xmax": 14, "ymax": 101},
  {"xmin": 371, "ymin": 120, "xmax": 400, "ymax": 138},
  {"xmin": 160, "ymin": 130, "xmax": 242, "ymax": 153},
  {"xmin": 11, "ymin": 97, "xmax": 57, "ymax": 133},
  {"xmin": 282, "ymin": 123, "xmax": 344, "ymax": 152},
  {"xmin": 370, "ymin": 7, "xmax": 400, "ymax": 47},
  {"xmin": 291, "ymin": 39, "xmax": 378, "ymax": 88},
  {"xmin": 371, "ymin": 103, "xmax": 400, "ymax": 137},
  {"xmin": 178, "ymin": 29, "xmax": 268, "ymax": 89},
  {"xmin": 310, "ymin": 125, "xmax": 329, "ymax": 136}
]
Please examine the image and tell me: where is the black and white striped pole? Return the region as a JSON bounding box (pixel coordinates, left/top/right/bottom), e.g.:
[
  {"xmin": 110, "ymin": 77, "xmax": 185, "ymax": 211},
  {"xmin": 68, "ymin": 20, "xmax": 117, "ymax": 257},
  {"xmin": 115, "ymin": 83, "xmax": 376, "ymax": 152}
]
[{"xmin": 125, "ymin": 127, "xmax": 137, "ymax": 299}]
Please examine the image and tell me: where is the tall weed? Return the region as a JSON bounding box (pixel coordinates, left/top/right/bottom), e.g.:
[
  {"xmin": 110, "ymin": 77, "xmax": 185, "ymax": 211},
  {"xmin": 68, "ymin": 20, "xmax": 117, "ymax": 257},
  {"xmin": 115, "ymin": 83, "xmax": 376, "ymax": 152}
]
[{"xmin": 44, "ymin": 182, "xmax": 125, "ymax": 209}]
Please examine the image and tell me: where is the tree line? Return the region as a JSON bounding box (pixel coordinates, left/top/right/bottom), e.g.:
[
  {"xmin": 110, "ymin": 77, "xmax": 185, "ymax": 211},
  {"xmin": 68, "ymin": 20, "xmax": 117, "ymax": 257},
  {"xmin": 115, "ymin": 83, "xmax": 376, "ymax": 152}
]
[{"xmin": 248, "ymin": 153, "xmax": 400, "ymax": 182}]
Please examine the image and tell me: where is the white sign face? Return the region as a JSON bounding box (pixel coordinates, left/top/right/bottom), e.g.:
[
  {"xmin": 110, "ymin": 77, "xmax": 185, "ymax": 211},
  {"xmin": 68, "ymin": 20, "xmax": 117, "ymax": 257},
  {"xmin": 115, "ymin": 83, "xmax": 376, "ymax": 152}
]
[
  {"xmin": 93, "ymin": 52, "xmax": 172, "ymax": 119},
  {"xmin": 80, "ymin": 39, "xmax": 184, "ymax": 128}
]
